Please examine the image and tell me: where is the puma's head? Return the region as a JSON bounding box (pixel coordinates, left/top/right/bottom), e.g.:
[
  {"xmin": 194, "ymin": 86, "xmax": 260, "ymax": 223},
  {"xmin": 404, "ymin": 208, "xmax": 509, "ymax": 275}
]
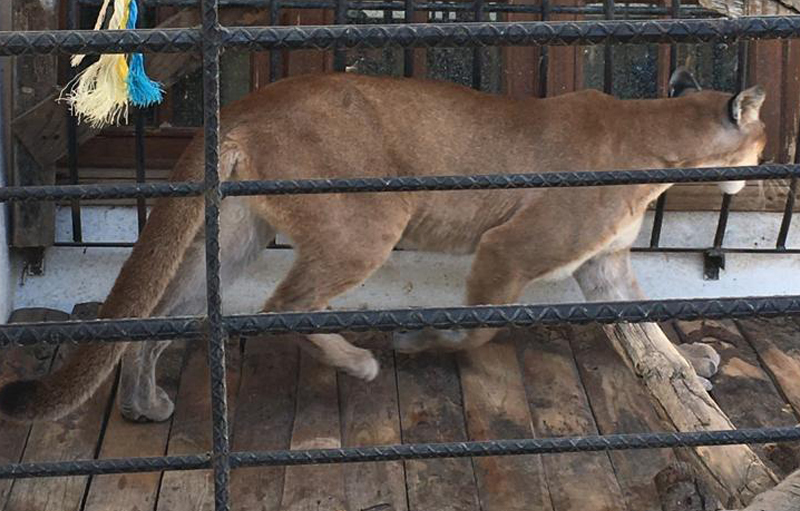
[{"xmin": 668, "ymin": 67, "xmax": 767, "ymax": 195}]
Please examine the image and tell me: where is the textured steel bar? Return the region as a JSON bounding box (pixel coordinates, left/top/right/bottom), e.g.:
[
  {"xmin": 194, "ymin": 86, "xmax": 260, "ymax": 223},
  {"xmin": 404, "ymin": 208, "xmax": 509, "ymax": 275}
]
[
  {"xmin": 0, "ymin": 454, "xmax": 211, "ymax": 480},
  {"xmin": 403, "ymin": 0, "xmax": 414, "ymax": 77},
  {"xmin": 777, "ymin": 176, "xmax": 798, "ymax": 249},
  {"xmin": 333, "ymin": 0, "xmax": 348, "ymax": 70},
  {"xmin": 712, "ymin": 192, "xmax": 733, "ymax": 248},
  {"xmin": 135, "ymin": 110, "xmax": 148, "ymax": 233},
  {"xmin": 603, "ymin": 0, "xmax": 614, "ymax": 95},
  {"xmin": 230, "ymin": 426, "xmax": 800, "ymax": 468},
  {"xmin": 3, "ymin": 16, "xmax": 800, "ymax": 56},
  {"xmin": 538, "ymin": 0, "xmax": 549, "ymax": 98},
  {"xmin": 2, "ymin": 165, "xmax": 800, "ymax": 203},
  {"xmin": 4, "ymin": 294, "xmax": 799, "ymax": 348},
  {"xmin": 268, "ymin": 0, "xmax": 282, "ymax": 82},
  {"xmin": 0, "ymin": 182, "xmax": 204, "ymax": 202},
  {"xmin": 649, "ymin": 193, "xmax": 667, "ymax": 247},
  {"xmin": 200, "ymin": 0, "xmax": 232, "ymax": 507},
  {"xmin": 67, "ymin": 0, "xmax": 83, "ymax": 243},
  {"xmin": 472, "ymin": 0, "xmax": 484, "ymax": 90}
]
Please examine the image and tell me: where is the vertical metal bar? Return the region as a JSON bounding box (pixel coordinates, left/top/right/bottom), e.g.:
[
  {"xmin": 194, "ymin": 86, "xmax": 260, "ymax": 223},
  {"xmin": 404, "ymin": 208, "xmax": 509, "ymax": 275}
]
[
  {"xmin": 603, "ymin": 0, "xmax": 614, "ymax": 95},
  {"xmin": 201, "ymin": 0, "xmax": 230, "ymax": 509},
  {"xmin": 649, "ymin": 0, "xmax": 680, "ymax": 248},
  {"xmin": 135, "ymin": 110, "xmax": 147, "ymax": 233},
  {"xmin": 737, "ymin": 40, "xmax": 749, "ymax": 93},
  {"xmin": 403, "ymin": 0, "xmax": 415, "ymax": 77},
  {"xmin": 67, "ymin": 0, "xmax": 82, "ymax": 242},
  {"xmin": 713, "ymin": 193, "xmax": 733, "ymax": 249},
  {"xmin": 776, "ymin": 177, "xmax": 798, "ymax": 249},
  {"xmin": 269, "ymin": 0, "xmax": 282, "ymax": 82},
  {"xmin": 471, "ymin": 0, "xmax": 484, "ymax": 90},
  {"xmin": 333, "ymin": 0, "xmax": 347, "ymax": 72},
  {"xmin": 538, "ymin": 0, "xmax": 549, "ymax": 98}
]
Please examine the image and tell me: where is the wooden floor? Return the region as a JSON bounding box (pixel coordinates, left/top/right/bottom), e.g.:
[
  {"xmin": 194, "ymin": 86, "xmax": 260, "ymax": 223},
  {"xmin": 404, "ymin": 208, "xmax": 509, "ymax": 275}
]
[{"xmin": 2, "ymin": 304, "xmax": 800, "ymax": 511}]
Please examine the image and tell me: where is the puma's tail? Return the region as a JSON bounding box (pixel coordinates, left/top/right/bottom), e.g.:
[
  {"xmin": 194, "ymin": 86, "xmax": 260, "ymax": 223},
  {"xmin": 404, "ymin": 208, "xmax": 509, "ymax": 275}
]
[{"xmin": 0, "ymin": 136, "xmax": 239, "ymax": 422}]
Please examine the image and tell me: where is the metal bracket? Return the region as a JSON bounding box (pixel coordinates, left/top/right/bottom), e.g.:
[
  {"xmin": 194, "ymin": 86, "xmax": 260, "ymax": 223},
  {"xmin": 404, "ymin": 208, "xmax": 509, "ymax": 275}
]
[
  {"xmin": 20, "ymin": 246, "xmax": 45, "ymax": 277},
  {"xmin": 703, "ymin": 249, "xmax": 725, "ymax": 281}
]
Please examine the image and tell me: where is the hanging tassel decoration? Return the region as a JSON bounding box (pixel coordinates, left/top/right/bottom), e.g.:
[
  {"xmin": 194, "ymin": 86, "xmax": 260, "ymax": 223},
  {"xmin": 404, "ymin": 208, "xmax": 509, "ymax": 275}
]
[{"xmin": 60, "ymin": 0, "xmax": 163, "ymax": 128}]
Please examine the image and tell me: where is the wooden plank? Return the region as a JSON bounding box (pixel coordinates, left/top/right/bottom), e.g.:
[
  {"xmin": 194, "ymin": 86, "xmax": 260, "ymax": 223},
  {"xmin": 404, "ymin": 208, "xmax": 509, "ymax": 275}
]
[
  {"xmin": 502, "ymin": 0, "xmax": 540, "ymax": 99},
  {"xmin": 228, "ymin": 336, "xmax": 298, "ymax": 511},
  {"xmin": 457, "ymin": 335, "xmax": 553, "ymax": 511},
  {"xmin": 674, "ymin": 319, "xmax": 799, "ymax": 478},
  {"xmin": 570, "ymin": 323, "xmax": 678, "ymax": 511},
  {"xmin": 10, "ymin": 0, "xmax": 58, "ymax": 248},
  {"xmin": 779, "ymin": 40, "xmax": 800, "ymax": 164},
  {"xmin": 547, "ymin": 0, "xmax": 582, "ymax": 96},
  {"xmin": 279, "ymin": 351, "xmax": 347, "ymax": 511},
  {"xmin": 156, "ymin": 339, "xmax": 241, "ymax": 511},
  {"xmin": 737, "ymin": 317, "xmax": 800, "ymax": 420},
  {"xmin": 11, "ymin": 7, "xmax": 272, "ymax": 170},
  {"xmin": 0, "ymin": 308, "xmax": 69, "ymax": 510},
  {"xmin": 338, "ymin": 342, "xmax": 408, "ymax": 511},
  {"xmin": 396, "ymin": 351, "xmax": 481, "ymax": 511},
  {"xmin": 82, "ymin": 341, "xmax": 186, "ymax": 511},
  {"xmin": 749, "ymin": 38, "xmax": 784, "ymax": 164},
  {"xmin": 3, "ymin": 304, "xmax": 114, "ymax": 511},
  {"xmin": 283, "ymin": 7, "xmax": 334, "ymax": 77},
  {"xmin": 516, "ymin": 326, "xmax": 627, "ymax": 511}
]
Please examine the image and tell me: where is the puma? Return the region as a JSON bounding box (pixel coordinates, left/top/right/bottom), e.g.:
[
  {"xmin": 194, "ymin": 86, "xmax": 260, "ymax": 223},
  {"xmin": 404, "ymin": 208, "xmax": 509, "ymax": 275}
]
[{"xmin": 0, "ymin": 68, "xmax": 766, "ymax": 422}]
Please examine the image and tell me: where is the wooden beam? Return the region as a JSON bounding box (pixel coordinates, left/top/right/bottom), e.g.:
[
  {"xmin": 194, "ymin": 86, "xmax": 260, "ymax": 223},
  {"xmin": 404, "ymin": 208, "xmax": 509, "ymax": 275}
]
[{"xmin": 11, "ymin": 7, "xmax": 271, "ymax": 171}]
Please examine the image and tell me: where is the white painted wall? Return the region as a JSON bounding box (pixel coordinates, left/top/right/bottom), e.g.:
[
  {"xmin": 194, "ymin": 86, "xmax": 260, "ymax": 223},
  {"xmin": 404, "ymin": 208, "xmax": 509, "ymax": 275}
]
[{"xmin": 11, "ymin": 206, "xmax": 800, "ymax": 315}]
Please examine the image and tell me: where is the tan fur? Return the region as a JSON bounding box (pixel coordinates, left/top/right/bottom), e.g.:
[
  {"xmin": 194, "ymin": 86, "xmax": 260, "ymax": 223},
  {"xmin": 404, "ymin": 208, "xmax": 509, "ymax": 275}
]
[{"xmin": 0, "ymin": 71, "xmax": 766, "ymax": 422}]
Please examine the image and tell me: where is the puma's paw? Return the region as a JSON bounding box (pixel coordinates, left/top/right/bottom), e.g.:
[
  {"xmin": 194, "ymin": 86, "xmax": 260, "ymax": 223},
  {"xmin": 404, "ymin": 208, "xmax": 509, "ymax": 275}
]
[
  {"xmin": 393, "ymin": 330, "xmax": 466, "ymax": 354},
  {"xmin": 342, "ymin": 349, "xmax": 380, "ymax": 382},
  {"xmin": 119, "ymin": 385, "xmax": 175, "ymax": 423},
  {"xmin": 677, "ymin": 342, "xmax": 721, "ymax": 379}
]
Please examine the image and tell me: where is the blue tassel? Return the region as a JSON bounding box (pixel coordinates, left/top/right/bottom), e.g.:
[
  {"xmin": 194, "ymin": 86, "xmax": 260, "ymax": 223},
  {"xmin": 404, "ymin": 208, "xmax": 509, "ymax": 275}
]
[{"xmin": 126, "ymin": 0, "xmax": 163, "ymax": 107}]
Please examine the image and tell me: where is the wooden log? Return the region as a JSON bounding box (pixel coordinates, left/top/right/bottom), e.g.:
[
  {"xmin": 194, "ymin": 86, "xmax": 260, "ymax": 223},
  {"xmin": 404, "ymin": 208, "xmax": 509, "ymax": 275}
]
[
  {"xmin": 229, "ymin": 337, "xmax": 298, "ymax": 511},
  {"xmin": 396, "ymin": 351, "xmax": 481, "ymax": 511},
  {"xmin": 458, "ymin": 336, "xmax": 553, "ymax": 511},
  {"xmin": 338, "ymin": 342, "xmax": 408, "ymax": 511},
  {"xmin": 279, "ymin": 352, "xmax": 347, "ymax": 511},
  {"xmin": 571, "ymin": 323, "xmax": 679, "ymax": 511},
  {"xmin": 673, "ymin": 319, "xmax": 800, "ymax": 478},
  {"xmin": 516, "ymin": 326, "xmax": 626, "ymax": 511},
  {"xmin": 601, "ymin": 321, "xmax": 777, "ymax": 507},
  {"xmin": 11, "ymin": 7, "xmax": 272, "ymax": 170},
  {"xmin": 656, "ymin": 463, "xmax": 800, "ymax": 511}
]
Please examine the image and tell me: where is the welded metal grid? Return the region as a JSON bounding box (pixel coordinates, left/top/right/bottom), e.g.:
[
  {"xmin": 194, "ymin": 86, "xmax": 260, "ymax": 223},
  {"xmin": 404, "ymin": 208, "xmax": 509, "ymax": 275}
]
[{"xmin": 3, "ymin": 4, "xmax": 800, "ymax": 511}]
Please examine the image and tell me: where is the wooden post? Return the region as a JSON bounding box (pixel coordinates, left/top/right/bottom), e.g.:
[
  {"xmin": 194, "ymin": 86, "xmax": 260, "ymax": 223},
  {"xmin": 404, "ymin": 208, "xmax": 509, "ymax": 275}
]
[{"xmin": 9, "ymin": 0, "xmax": 59, "ymax": 253}]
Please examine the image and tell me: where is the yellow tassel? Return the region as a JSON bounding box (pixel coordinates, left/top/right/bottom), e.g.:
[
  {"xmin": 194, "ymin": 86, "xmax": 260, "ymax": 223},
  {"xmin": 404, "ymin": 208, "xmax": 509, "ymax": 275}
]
[{"xmin": 61, "ymin": 0, "xmax": 132, "ymax": 128}]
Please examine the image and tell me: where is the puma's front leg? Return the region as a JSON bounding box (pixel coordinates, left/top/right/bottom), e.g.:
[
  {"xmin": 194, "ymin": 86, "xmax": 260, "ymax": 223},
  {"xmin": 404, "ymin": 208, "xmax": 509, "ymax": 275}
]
[{"xmin": 573, "ymin": 249, "xmax": 720, "ymax": 385}]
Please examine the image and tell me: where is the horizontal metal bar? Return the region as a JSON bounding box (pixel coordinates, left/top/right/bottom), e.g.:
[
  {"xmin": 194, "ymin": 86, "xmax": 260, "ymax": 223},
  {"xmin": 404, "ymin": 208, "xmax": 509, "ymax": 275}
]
[
  {"xmin": 1, "ymin": 295, "xmax": 799, "ymax": 347},
  {"xmin": 76, "ymin": 0, "xmax": 718, "ymax": 17},
  {"xmin": 6, "ymin": 165, "xmax": 800, "ymax": 203},
  {"xmin": 0, "ymin": 454, "xmax": 211, "ymax": 480},
  {"xmin": 2, "ymin": 426, "xmax": 798, "ymax": 479},
  {"xmin": 2, "ymin": 16, "xmax": 800, "ymax": 56},
  {"xmin": 230, "ymin": 426, "xmax": 800, "ymax": 468}
]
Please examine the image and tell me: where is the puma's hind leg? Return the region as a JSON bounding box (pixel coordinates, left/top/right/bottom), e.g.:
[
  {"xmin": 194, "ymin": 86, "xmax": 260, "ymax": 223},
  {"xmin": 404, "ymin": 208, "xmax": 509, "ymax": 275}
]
[
  {"xmin": 118, "ymin": 198, "xmax": 273, "ymax": 422},
  {"xmin": 262, "ymin": 218, "xmax": 407, "ymax": 381}
]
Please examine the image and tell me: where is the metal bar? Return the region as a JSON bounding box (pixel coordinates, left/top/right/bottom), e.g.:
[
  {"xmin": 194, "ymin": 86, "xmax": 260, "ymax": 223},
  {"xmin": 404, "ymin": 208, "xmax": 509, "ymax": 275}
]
[
  {"xmin": 538, "ymin": 0, "xmax": 549, "ymax": 98},
  {"xmin": 403, "ymin": 0, "xmax": 415, "ymax": 77},
  {"xmin": 603, "ymin": 0, "xmax": 614, "ymax": 95},
  {"xmin": 472, "ymin": 0, "xmax": 484, "ymax": 90},
  {"xmin": 2, "ymin": 426, "xmax": 800, "ymax": 480},
  {"xmin": 66, "ymin": 0, "xmax": 82, "ymax": 243},
  {"xmin": 3, "ymin": 164, "xmax": 800, "ymax": 203},
  {"xmin": 268, "ymin": 0, "xmax": 282, "ymax": 82},
  {"xmin": 3, "ymin": 17, "xmax": 800, "ymax": 56},
  {"xmin": 333, "ymin": 0, "xmax": 348, "ymax": 71},
  {"xmin": 712, "ymin": 192, "xmax": 732, "ymax": 249},
  {"xmin": 200, "ymin": 0, "xmax": 231, "ymax": 508},
  {"xmin": 3, "ymin": 294, "xmax": 800, "ymax": 347},
  {"xmin": 135, "ymin": 110, "xmax": 148, "ymax": 233},
  {"xmin": 649, "ymin": 193, "xmax": 667, "ymax": 247},
  {"xmin": 777, "ymin": 176, "xmax": 798, "ymax": 249}
]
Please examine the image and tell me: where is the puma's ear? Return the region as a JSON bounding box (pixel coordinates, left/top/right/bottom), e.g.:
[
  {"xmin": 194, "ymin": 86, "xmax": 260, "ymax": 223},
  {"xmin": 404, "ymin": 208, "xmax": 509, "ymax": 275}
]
[
  {"xmin": 669, "ymin": 67, "xmax": 702, "ymax": 97},
  {"xmin": 728, "ymin": 86, "xmax": 766, "ymax": 126}
]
